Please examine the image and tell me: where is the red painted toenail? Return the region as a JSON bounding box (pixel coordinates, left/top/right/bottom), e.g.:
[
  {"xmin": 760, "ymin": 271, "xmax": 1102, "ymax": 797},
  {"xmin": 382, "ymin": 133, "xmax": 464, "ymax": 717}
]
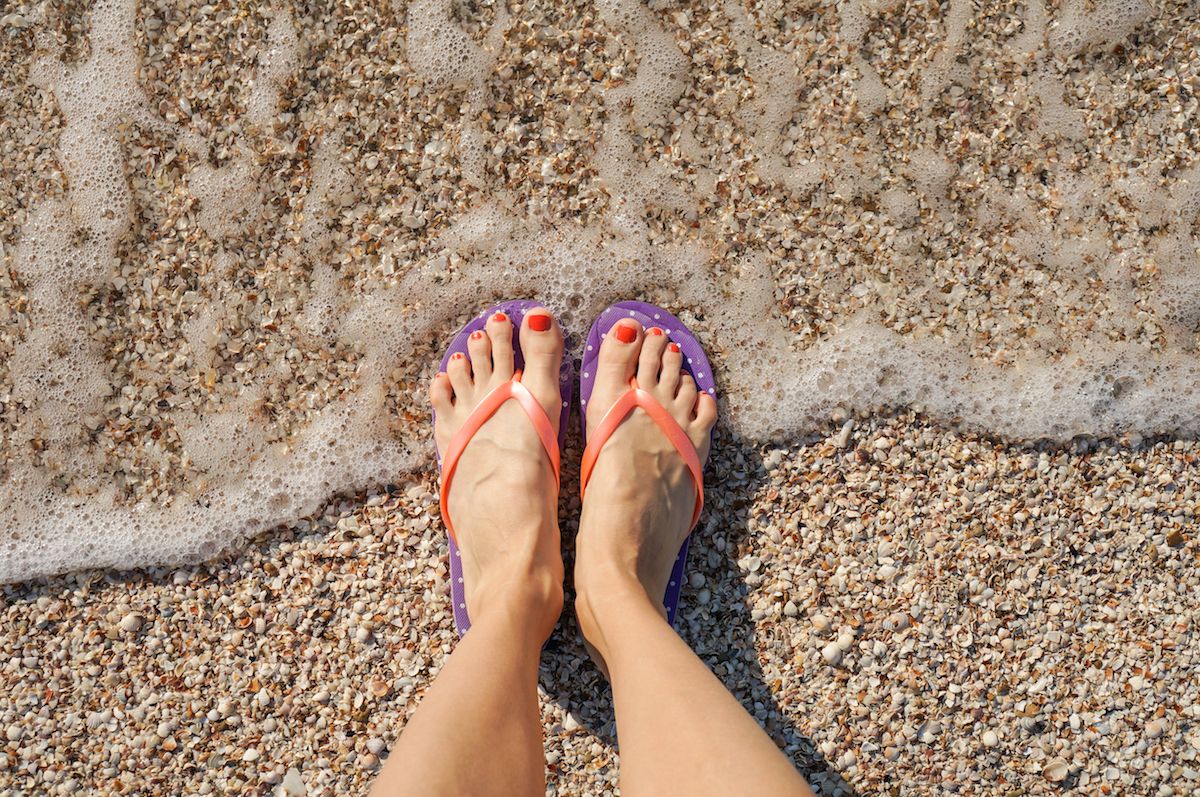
[
  {"xmin": 470, "ymin": 330, "xmax": 485, "ymax": 340},
  {"xmin": 529, "ymin": 314, "xmax": 551, "ymax": 331},
  {"xmin": 492, "ymin": 312, "xmax": 507, "ymax": 322},
  {"xmin": 614, "ymin": 324, "xmax": 637, "ymax": 343},
  {"xmin": 451, "ymin": 352, "xmax": 465, "ymax": 361},
  {"xmin": 668, "ymin": 342, "xmax": 680, "ymax": 353},
  {"xmin": 648, "ymin": 327, "xmax": 663, "ymax": 336}
]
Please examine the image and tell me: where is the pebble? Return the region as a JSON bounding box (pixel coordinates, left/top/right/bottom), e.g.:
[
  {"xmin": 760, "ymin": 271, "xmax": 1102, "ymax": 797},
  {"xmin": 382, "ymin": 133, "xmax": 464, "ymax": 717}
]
[
  {"xmin": 982, "ymin": 730, "xmax": 999, "ymax": 748},
  {"xmin": 820, "ymin": 642, "xmax": 843, "ymax": 666},
  {"xmin": 833, "ymin": 420, "xmax": 855, "ymax": 449},
  {"xmin": 280, "ymin": 768, "xmax": 306, "ymax": 796}
]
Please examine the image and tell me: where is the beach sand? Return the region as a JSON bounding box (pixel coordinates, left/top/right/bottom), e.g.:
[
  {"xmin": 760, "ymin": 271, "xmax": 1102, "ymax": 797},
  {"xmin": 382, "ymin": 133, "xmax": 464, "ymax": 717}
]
[{"xmin": 1, "ymin": 0, "xmax": 1199, "ymax": 794}]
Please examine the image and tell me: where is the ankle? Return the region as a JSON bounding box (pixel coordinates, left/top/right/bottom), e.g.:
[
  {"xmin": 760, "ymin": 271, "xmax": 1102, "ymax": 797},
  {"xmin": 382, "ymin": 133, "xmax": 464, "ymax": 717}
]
[
  {"xmin": 574, "ymin": 566, "xmax": 662, "ymax": 655},
  {"xmin": 469, "ymin": 557, "xmax": 564, "ymax": 637}
]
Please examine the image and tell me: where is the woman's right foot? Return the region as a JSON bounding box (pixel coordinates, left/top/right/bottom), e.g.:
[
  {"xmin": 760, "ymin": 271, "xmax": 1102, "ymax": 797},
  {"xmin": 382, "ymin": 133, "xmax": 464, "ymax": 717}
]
[
  {"xmin": 430, "ymin": 308, "xmax": 566, "ymax": 638},
  {"xmin": 574, "ymin": 318, "xmax": 717, "ymax": 671}
]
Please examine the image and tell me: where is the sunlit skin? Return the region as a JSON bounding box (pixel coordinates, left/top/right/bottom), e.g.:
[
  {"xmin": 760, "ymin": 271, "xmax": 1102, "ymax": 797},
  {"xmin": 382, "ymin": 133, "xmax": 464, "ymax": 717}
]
[{"xmin": 370, "ymin": 309, "xmax": 814, "ymax": 797}]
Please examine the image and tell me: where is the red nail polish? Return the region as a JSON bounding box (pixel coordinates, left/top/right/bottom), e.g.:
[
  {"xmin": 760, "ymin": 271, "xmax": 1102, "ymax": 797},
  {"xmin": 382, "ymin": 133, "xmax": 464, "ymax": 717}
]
[
  {"xmin": 470, "ymin": 330, "xmax": 484, "ymax": 340},
  {"xmin": 648, "ymin": 327, "xmax": 663, "ymax": 336},
  {"xmin": 614, "ymin": 324, "xmax": 637, "ymax": 344},
  {"xmin": 529, "ymin": 314, "xmax": 551, "ymax": 332},
  {"xmin": 451, "ymin": 352, "xmax": 465, "ymax": 361},
  {"xmin": 492, "ymin": 312, "xmax": 507, "ymax": 323},
  {"xmin": 668, "ymin": 342, "xmax": 680, "ymax": 353}
]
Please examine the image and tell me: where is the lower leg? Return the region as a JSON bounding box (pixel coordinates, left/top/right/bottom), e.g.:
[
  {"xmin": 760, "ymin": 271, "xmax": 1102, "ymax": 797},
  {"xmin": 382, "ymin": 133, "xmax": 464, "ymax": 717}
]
[
  {"xmin": 573, "ymin": 317, "xmax": 813, "ymax": 795},
  {"xmin": 577, "ymin": 573, "xmax": 815, "ymax": 797},
  {"xmin": 374, "ymin": 308, "xmax": 567, "ymax": 796},
  {"xmin": 371, "ymin": 573, "xmax": 561, "ymax": 797}
]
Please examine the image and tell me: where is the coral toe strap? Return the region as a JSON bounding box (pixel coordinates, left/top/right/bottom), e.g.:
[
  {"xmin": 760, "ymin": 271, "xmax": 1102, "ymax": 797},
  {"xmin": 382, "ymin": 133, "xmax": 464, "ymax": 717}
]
[
  {"xmin": 439, "ymin": 372, "xmax": 560, "ymax": 545},
  {"xmin": 580, "ymin": 379, "xmax": 705, "ymax": 532}
]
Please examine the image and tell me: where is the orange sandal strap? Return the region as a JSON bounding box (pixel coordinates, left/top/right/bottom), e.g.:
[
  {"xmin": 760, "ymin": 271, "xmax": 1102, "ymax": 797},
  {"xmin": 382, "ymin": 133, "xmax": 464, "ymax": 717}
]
[
  {"xmin": 579, "ymin": 378, "xmax": 704, "ymax": 531},
  {"xmin": 439, "ymin": 371, "xmax": 560, "ymax": 545}
]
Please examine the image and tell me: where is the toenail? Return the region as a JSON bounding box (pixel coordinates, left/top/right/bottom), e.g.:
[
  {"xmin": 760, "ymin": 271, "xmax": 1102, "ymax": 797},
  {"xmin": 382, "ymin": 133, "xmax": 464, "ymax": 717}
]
[
  {"xmin": 614, "ymin": 324, "xmax": 637, "ymax": 343},
  {"xmin": 648, "ymin": 327, "xmax": 663, "ymax": 336},
  {"xmin": 668, "ymin": 342, "xmax": 680, "ymax": 353},
  {"xmin": 470, "ymin": 330, "xmax": 485, "ymax": 340},
  {"xmin": 492, "ymin": 312, "xmax": 507, "ymax": 322},
  {"xmin": 451, "ymin": 352, "xmax": 465, "ymax": 361},
  {"xmin": 529, "ymin": 314, "xmax": 551, "ymax": 331}
]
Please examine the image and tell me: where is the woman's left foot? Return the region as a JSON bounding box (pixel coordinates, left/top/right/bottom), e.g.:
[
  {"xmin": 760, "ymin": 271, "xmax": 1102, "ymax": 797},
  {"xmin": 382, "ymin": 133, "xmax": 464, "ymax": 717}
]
[{"xmin": 573, "ymin": 318, "xmax": 717, "ymax": 669}]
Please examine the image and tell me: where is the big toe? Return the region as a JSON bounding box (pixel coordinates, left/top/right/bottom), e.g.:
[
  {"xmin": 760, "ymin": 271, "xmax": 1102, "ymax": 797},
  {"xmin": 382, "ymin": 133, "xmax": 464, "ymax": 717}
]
[
  {"xmin": 518, "ymin": 308, "xmax": 565, "ymax": 424},
  {"xmin": 590, "ymin": 318, "xmax": 642, "ymax": 392}
]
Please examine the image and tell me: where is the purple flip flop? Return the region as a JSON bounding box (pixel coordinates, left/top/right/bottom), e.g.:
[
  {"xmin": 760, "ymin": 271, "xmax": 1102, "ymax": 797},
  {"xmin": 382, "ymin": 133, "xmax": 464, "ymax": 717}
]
[
  {"xmin": 579, "ymin": 301, "xmax": 716, "ymax": 627},
  {"xmin": 433, "ymin": 300, "xmax": 574, "ymax": 636}
]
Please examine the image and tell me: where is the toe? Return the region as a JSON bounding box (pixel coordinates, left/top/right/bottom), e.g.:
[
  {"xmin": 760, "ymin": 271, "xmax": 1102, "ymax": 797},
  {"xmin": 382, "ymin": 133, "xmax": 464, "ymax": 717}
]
[
  {"xmin": 447, "ymin": 351, "xmax": 472, "ymax": 395},
  {"xmin": 486, "ymin": 310, "xmax": 515, "ymax": 380},
  {"xmin": 430, "ymin": 371, "xmax": 454, "ymax": 413},
  {"xmin": 467, "ymin": 329, "xmax": 492, "ymax": 381},
  {"xmin": 594, "ymin": 318, "xmax": 642, "ymax": 387},
  {"xmin": 518, "ymin": 309, "xmax": 565, "ymax": 420},
  {"xmin": 675, "ymin": 372, "xmax": 698, "ymax": 413},
  {"xmin": 638, "ymin": 326, "xmax": 669, "ymax": 387},
  {"xmin": 691, "ymin": 392, "xmax": 717, "ymax": 455},
  {"xmin": 658, "ymin": 340, "xmax": 683, "ymax": 394},
  {"xmin": 693, "ymin": 392, "xmax": 717, "ymax": 428}
]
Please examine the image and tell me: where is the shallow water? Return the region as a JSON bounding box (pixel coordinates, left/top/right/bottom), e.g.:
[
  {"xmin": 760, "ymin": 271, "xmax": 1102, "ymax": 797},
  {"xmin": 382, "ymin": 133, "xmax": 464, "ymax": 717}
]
[{"xmin": 1, "ymin": 0, "xmax": 1198, "ymax": 581}]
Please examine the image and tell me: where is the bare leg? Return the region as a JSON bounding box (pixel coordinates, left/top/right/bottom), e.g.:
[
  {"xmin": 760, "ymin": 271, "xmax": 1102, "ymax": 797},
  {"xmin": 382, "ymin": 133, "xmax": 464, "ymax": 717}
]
[
  {"xmin": 370, "ymin": 579, "xmax": 560, "ymax": 797},
  {"xmin": 578, "ymin": 580, "xmax": 813, "ymax": 796},
  {"xmin": 574, "ymin": 318, "xmax": 815, "ymax": 797},
  {"xmin": 371, "ymin": 309, "xmax": 566, "ymax": 797}
]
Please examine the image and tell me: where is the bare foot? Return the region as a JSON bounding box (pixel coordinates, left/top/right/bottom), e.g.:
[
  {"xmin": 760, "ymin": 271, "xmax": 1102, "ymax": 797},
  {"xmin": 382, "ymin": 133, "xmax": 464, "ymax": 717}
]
[
  {"xmin": 573, "ymin": 318, "xmax": 718, "ymax": 670},
  {"xmin": 429, "ymin": 308, "xmax": 566, "ymax": 636}
]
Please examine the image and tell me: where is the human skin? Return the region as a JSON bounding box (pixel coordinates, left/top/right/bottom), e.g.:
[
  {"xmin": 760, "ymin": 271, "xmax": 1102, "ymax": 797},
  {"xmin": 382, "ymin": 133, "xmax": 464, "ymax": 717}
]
[{"xmin": 370, "ymin": 309, "xmax": 814, "ymax": 797}]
